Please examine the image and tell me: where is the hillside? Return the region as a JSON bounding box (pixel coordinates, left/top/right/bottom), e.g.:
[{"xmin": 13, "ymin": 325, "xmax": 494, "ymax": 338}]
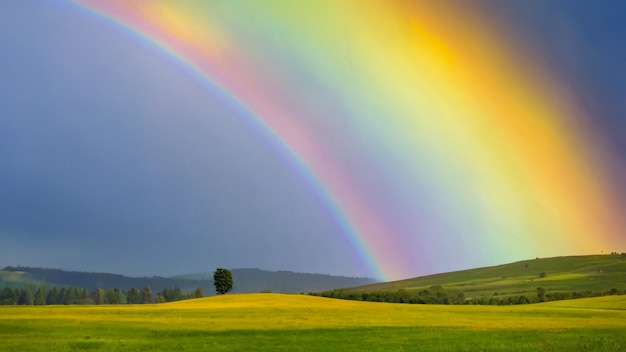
[
  {"xmin": 0, "ymin": 266, "xmax": 375, "ymax": 295},
  {"xmin": 342, "ymin": 254, "xmax": 626, "ymax": 300}
]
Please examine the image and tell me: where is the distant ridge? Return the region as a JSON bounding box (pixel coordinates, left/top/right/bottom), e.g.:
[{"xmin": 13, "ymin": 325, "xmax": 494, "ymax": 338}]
[
  {"xmin": 176, "ymin": 268, "xmax": 376, "ymax": 293},
  {"xmin": 0, "ymin": 266, "xmax": 208, "ymax": 294},
  {"xmin": 0, "ymin": 266, "xmax": 376, "ymax": 295}
]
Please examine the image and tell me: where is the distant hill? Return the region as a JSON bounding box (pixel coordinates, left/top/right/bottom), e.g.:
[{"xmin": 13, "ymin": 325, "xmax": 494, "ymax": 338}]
[
  {"xmin": 342, "ymin": 254, "xmax": 626, "ymax": 300},
  {"xmin": 176, "ymin": 268, "xmax": 376, "ymax": 293},
  {"xmin": 0, "ymin": 267, "xmax": 209, "ymax": 294},
  {"xmin": 0, "ymin": 266, "xmax": 376, "ymax": 295}
]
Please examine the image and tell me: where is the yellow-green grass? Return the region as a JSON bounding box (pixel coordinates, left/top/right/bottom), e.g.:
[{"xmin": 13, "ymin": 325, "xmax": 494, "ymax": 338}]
[{"xmin": 1, "ymin": 294, "xmax": 625, "ymax": 351}]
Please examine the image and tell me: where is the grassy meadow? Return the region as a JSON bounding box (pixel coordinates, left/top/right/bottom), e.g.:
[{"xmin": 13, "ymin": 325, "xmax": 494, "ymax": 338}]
[{"xmin": 2, "ymin": 293, "xmax": 625, "ymax": 351}]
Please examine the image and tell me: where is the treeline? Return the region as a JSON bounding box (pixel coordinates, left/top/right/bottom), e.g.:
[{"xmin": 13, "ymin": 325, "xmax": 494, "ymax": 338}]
[
  {"xmin": 312, "ymin": 286, "xmax": 466, "ymax": 304},
  {"xmin": 312, "ymin": 286, "xmax": 626, "ymax": 305},
  {"xmin": 466, "ymin": 287, "xmax": 625, "ymax": 305},
  {"xmin": 0, "ymin": 284, "xmax": 204, "ymax": 305}
]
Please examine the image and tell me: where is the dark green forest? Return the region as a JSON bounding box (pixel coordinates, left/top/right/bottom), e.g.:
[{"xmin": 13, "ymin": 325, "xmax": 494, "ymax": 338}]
[
  {"xmin": 0, "ymin": 284, "xmax": 203, "ymax": 305},
  {"xmin": 312, "ymin": 285, "xmax": 626, "ymax": 306}
]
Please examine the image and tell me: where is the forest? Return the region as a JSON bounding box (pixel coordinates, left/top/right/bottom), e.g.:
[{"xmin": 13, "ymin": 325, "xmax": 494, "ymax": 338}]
[
  {"xmin": 312, "ymin": 285, "xmax": 626, "ymax": 305},
  {"xmin": 0, "ymin": 284, "xmax": 203, "ymax": 305}
]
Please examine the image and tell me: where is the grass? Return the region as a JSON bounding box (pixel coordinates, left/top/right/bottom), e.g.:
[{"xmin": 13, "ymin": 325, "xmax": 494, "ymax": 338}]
[
  {"xmin": 1, "ymin": 293, "xmax": 625, "ymax": 351},
  {"xmin": 344, "ymin": 254, "xmax": 626, "ymax": 299}
]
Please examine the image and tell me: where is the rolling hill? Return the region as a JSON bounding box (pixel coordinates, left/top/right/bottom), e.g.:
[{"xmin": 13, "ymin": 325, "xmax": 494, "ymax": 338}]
[
  {"xmin": 341, "ymin": 254, "xmax": 626, "ymax": 300},
  {"xmin": 2, "ymin": 293, "xmax": 626, "ymax": 350}
]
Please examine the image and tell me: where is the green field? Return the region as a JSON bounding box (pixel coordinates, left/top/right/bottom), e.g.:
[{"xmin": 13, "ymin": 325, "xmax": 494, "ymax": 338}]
[
  {"xmin": 344, "ymin": 254, "xmax": 626, "ymax": 300},
  {"xmin": 1, "ymin": 293, "xmax": 625, "ymax": 351}
]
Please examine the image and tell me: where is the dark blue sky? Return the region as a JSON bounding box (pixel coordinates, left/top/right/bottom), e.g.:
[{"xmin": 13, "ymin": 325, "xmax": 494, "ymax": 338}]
[
  {"xmin": 493, "ymin": 0, "xmax": 626, "ymax": 202},
  {"xmin": 1, "ymin": 1, "xmax": 625, "ymax": 278},
  {"xmin": 0, "ymin": 1, "xmax": 359, "ymax": 277},
  {"xmin": 489, "ymin": 0, "xmax": 626, "ymax": 155}
]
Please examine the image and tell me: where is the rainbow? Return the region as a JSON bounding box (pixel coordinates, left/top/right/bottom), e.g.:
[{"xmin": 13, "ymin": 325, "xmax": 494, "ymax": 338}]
[{"xmin": 72, "ymin": 0, "xmax": 625, "ymax": 280}]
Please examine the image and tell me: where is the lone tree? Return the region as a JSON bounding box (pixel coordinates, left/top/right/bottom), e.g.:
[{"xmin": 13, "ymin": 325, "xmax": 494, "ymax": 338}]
[{"xmin": 213, "ymin": 268, "xmax": 233, "ymax": 294}]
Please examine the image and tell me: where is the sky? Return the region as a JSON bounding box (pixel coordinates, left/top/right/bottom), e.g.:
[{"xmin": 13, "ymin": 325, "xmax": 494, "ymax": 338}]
[{"xmin": 1, "ymin": 0, "xmax": 625, "ymax": 281}]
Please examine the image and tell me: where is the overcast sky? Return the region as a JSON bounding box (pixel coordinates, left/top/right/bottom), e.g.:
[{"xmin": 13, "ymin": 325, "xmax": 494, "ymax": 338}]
[
  {"xmin": 1, "ymin": 1, "xmax": 624, "ymax": 279},
  {"xmin": 0, "ymin": 1, "xmax": 359, "ymax": 277}
]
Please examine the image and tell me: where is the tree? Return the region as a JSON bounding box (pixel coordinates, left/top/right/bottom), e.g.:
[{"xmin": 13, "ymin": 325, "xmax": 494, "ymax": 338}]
[
  {"xmin": 101, "ymin": 288, "xmax": 127, "ymax": 304},
  {"xmin": 58, "ymin": 288, "xmax": 68, "ymax": 305},
  {"xmin": 537, "ymin": 287, "xmax": 546, "ymax": 302},
  {"xmin": 46, "ymin": 287, "xmax": 59, "ymax": 305},
  {"xmin": 115, "ymin": 289, "xmax": 128, "ymax": 304},
  {"xmin": 34, "ymin": 284, "xmax": 46, "ymax": 305},
  {"xmin": 214, "ymin": 268, "xmax": 233, "ymax": 294},
  {"xmin": 127, "ymin": 288, "xmax": 141, "ymax": 304},
  {"xmin": 94, "ymin": 288, "xmax": 105, "ymax": 305},
  {"xmin": 155, "ymin": 294, "xmax": 166, "ymax": 304},
  {"xmin": 80, "ymin": 288, "xmax": 89, "ymax": 302},
  {"xmin": 105, "ymin": 288, "xmax": 119, "ymax": 304},
  {"xmin": 193, "ymin": 288, "xmax": 204, "ymax": 299},
  {"xmin": 162, "ymin": 287, "xmax": 183, "ymax": 302},
  {"xmin": 0, "ymin": 286, "xmax": 16, "ymax": 305},
  {"xmin": 23, "ymin": 287, "xmax": 34, "ymax": 305},
  {"xmin": 65, "ymin": 286, "xmax": 78, "ymax": 305},
  {"xmin": 141, "ymin": 286, "xmax": 153, "ymax": 304}
]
